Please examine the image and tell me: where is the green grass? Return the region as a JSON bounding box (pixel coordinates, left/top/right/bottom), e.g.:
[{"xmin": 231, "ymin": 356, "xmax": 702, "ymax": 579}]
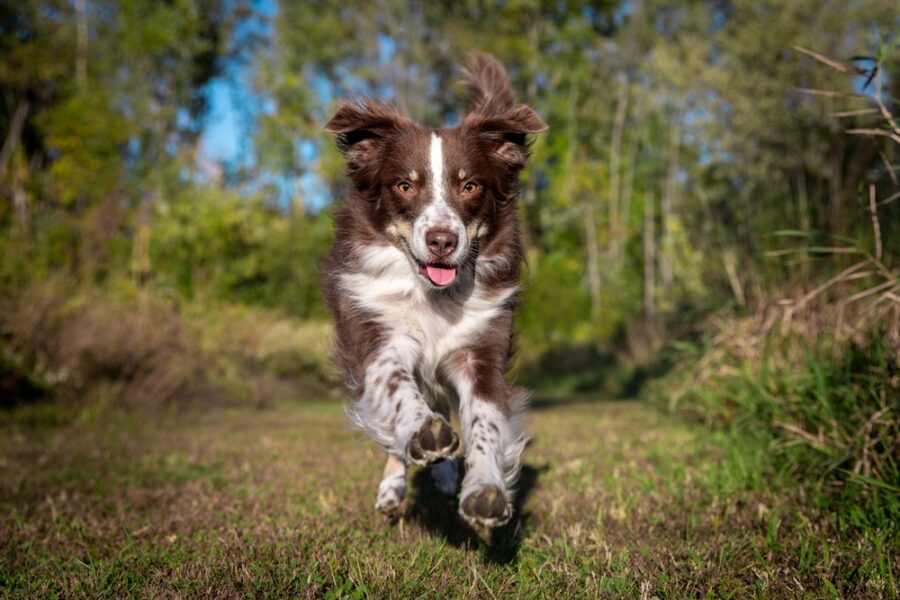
[
  {"xmin": 2, "ymin": 397, "xmax": 897, "ymax": 598},
  {"xmin": 651, "ymin": 328, "xmax": 900, "ymax": 541}
]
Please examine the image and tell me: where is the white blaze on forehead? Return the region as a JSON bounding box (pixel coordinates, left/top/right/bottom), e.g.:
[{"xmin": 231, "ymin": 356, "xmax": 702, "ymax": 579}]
[
  {"xmin": 408, "ymin": 131, "xmax": 469, "ymax": 270},
  {"xmin": 429, "ymin": 133, "xmax": 445, "ymax": 205}
]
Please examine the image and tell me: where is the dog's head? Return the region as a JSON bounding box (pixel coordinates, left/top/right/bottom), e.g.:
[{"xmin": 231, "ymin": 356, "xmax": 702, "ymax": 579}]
[{"xmin": 325, "ymin": 53, "xmax": 547, "ymax": 289}]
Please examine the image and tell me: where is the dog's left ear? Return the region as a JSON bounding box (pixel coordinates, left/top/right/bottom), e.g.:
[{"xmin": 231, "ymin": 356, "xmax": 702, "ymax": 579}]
[
  {"xmin": 325, "ymin": 100, "xmax": 412, "ymax": 187},
  {"xmin": 463, "ymin": 105, "xmax": 548, "ymax": 170}
]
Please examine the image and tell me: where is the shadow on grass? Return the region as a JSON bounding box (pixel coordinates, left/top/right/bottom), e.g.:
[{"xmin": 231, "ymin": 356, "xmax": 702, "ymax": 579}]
[{"xmin": 407, "ymin": 461, "xmax": 548, "ymax": 565}]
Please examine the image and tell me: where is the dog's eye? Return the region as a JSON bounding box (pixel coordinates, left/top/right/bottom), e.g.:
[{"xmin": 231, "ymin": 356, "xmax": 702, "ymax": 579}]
[
  {"xmin": 396, "ymin": 181, "xmax": 413, "ymax": 194},
  {"xmin": 462, "ymin": 181, "xmax": 479, "ymax": 194}
]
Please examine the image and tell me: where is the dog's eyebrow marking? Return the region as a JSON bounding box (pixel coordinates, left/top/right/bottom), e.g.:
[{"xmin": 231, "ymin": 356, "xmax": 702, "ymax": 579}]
[
  {"xmin": 430, "ymin": 133, "xmax": 444, "ymax": 205},
  {"xmin": 409, "ymin": 170, "xmax": 419, "ymax": 182},
  {"xmin": 458, "ymin": 169, "xmax": 466, "ymax": 180}
]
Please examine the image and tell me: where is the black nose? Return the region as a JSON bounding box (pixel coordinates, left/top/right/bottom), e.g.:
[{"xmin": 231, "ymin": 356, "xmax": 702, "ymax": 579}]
[{"xmin": 425, "ymin": 229, "xmax": 458, "ymax": 259}]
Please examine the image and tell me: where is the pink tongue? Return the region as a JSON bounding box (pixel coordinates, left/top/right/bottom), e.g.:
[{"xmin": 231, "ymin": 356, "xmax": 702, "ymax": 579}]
[{"xmin": 425, "ymin": 265, "xmax": 457, "ymax": 286}]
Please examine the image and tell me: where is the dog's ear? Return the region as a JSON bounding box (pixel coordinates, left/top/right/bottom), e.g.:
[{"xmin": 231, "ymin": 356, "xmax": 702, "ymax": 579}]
[
  {"xmin": 325, "ymin": 100, "xmax": 411, "ymax": 186},
  {"xmin": 461, "ymin": 52, "xmax": 517, "ymax": 116},
  {"xmin": 460, "ymin": 53, "xmax": 547, "ymax": 170},
  {"xmin": 464, "ymin": 104, "xmax": 548, "ymax": 170}
]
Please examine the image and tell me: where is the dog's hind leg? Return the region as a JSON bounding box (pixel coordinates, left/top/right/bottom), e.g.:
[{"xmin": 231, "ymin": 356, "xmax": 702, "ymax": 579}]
[{"xmin": 375, "ymin": 453, "xmax": 406, "ymax": 519}]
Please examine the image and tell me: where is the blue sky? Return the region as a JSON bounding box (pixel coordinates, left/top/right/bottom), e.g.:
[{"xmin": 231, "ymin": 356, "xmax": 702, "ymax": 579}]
[
  {"xmin": 196, "ymin": 0, "xmax": 338, "ymax": 209},
  {"xmin": 198, "ymin": 0, "xmax": 274, "ymax": 171},
  {"xmin": 199, "ymin": 77, "xmax": 242, "ymax": 167},
  {"xmin": 196, "ymin": 2, "xmax": 405, "ymax": 211}
]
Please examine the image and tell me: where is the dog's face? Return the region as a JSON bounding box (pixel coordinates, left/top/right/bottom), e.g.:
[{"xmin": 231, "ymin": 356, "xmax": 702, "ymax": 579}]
[{"xmin": 326, "ymin": 100, "xmax": 546, "ymax": 288}]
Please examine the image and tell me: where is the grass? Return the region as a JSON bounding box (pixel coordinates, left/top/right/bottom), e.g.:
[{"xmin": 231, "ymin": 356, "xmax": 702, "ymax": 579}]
[
  {"xmin": 2, "ymin": 395, "xmax": 897, "ymax": 598},
  {"xmin": 650, "ymin": 323, "xmax": 900, "ymax": 543}
]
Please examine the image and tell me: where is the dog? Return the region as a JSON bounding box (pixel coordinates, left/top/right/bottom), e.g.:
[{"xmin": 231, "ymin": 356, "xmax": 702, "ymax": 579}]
[{"xmin": 321, "ymin": 53, "xmax": 547, "ymax": 529}]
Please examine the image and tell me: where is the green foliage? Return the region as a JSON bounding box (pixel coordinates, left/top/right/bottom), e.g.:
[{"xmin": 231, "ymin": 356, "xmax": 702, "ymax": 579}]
[
  {"xmin": 3, "ymin": 0, "xmax": 897, "ymax": 343},
  {"xmin": 650, "ymin": 326, "xmax": 900, "ymax": 530},
  {"xmin": 39, "ymin": 90, "xmax": 134, "ymax": 205},
  {"xmin": 151, "ymin": 189, "xmax": 332, "ymax": 318},
  {"xmin": 517, "ymin": 249, "xmax": 593, "ymax": 350}
]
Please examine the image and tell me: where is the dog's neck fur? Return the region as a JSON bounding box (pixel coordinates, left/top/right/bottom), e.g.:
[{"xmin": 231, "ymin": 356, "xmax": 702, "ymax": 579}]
[{"xmin": 338, "ymin": 241, "xmax": 517, "ymax": 393}]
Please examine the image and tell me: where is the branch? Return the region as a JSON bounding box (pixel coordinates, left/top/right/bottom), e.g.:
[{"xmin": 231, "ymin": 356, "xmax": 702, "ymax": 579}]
[{"xmin": 791, "ymin": 45, "xmax": 866, "ymax": 75}]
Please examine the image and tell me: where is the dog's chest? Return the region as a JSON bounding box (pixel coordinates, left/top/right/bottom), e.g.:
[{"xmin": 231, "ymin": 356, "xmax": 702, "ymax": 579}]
[{"xmin": 340, "ymin": 245, "xmax": 514, "ymax": 381}]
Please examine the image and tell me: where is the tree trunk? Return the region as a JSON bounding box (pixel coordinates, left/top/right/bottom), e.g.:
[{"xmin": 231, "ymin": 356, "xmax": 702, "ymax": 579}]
[
  {"xmin": 607, "ymin": 76, "xmax": 629, "ymax": 262},
  {"xmin": 12, "ymin": 178, "xmax": 28, "ymax": 229},
  {"xmin": 659, "ymin": 123, "xmax": 679, "ymax": 291},
  {"xmin": 722, "ymin": 249, "xmax": 746, "ymax": 308},
  {"xmin": 796, "ymin": 170, "xmax": 810, "ymax": 284},
  {"xmin": 564, "ymin": 78, "xmax": 601, "ymax": 317},
  {"xmin": 643, "ymin": 188, "xmax": 656, "ymax": 318},
  {"xmin": 619, "ymin": 132, "xmax": 638, "ymax": 250},
  {"xmin": 583, "ymin": 201, "xmax": 602, "ymax": 319},
  {"xmin": 131, "ymin": 190, "xmax": 157, "ymax": 287},
  {"xmin": 0, "ymin": 98, "xmax": 29, "ymax": 178},
  {"xmin": 75, "ymin": 0, "xmax": 88, "ymax": 91}
]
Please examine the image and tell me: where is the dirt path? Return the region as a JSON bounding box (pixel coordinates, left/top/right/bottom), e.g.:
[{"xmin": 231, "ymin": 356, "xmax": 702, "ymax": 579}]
[{"xmin": 0, "ymin": 399, "xmax": 888, "ymax": 598}]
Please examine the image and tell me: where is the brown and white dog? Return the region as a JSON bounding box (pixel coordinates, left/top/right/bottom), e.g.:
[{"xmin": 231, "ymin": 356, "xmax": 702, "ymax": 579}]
[{"xmin": 321, "ymin": 53, "xmax": 547, "ymax": 529}]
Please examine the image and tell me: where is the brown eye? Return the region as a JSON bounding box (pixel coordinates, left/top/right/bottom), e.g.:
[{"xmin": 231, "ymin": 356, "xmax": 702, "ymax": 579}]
[
  {"xmin": 462, "ymin": 181, "xmax": 479, "ymax": 194},
  {"xmin": 396, "ymin": 181, "xmax": 413, "ymax": 194}
]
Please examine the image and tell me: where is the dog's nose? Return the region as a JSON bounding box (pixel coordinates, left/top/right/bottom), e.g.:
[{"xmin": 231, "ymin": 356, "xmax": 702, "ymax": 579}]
[{"xmin": 426, "ymin": 229, "xmax": 458, "ymax": 259}]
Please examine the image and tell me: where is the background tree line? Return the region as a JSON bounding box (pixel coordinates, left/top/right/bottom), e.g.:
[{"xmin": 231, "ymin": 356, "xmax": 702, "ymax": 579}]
[{"xmin": 1, "ymin": 0, "xmax": 897, "ymax": 387}]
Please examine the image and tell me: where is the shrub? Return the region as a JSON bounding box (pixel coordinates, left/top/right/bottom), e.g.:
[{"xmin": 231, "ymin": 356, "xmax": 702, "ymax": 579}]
[
  {"xmin": 650, "ymin": 310, "xmax": 900, "ymax": 528},
  {"xmin": 0, "ymin": 277, "xmax": 204, "ymax": 409}
]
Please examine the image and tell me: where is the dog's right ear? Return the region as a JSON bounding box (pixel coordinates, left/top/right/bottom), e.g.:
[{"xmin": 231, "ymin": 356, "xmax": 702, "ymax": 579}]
[{"xmin": 325, "ymin": 100, "xmax": 411, "ymax": 187}]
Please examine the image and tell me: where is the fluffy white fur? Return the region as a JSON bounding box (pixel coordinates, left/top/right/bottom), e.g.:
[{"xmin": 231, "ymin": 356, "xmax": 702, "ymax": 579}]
[
  {"xmin": 341, "ymin": 244, "xmax": 515, "ymax": 422},
  {"xmin": 375, "ymin": 454, "xmax": 406, "ymax": 514}
]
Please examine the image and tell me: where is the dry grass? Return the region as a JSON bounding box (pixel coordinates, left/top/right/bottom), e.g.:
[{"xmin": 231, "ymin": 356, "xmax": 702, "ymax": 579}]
[
  {"xmin": 0, "ymin": 279, "xmax": 337, "ymax": 411},
  {"xmin": 1, "ymin": 397, "xmax": 896, "ymax": 598},
  {"xmin": 1, "ymin": 277, "xmax": 203, "ymax": 409}
]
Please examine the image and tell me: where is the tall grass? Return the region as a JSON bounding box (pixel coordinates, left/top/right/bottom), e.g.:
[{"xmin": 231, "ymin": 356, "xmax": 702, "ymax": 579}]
[
  {"xmin": 651, "ymin": 314, "xmax": 899, "ymax": 531},
  {"xmin": 0, "ymin": 275, "xmax": 336, "ymax": 416},
  {"xmin": 648, "ymin": 41, "xmax": 900, "ymax": 535}
]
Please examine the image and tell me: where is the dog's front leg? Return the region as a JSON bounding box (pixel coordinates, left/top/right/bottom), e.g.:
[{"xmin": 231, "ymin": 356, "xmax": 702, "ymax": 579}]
[
  {"xmin": 446, "ymin": 347, "xmax": 527, "ymax": 529},
  {"xmin": 348, "ymin": 336, "xmax": 459, "ymax": 466}
]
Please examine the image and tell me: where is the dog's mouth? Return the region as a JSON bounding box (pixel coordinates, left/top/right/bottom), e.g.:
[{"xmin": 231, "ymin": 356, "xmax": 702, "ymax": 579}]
[
  {"xmin": 397, "ymin": 237, "xmax": 458, "ymax": 287},
  {"xmin": 417, "ymin": 262, "xmax": 457, "ymax": 287}
]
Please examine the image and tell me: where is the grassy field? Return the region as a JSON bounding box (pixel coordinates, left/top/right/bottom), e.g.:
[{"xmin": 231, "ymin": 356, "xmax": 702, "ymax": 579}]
[{"xmin": 1, "ymin": 395, "xmax": 897, "ymax": 599}]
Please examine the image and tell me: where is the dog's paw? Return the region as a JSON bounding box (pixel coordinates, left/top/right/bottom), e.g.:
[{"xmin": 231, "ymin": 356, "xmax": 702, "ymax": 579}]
[
  {"xmin": 375, "ymin": 485, "xmax": 404, "ymax": 520},
  {"xmin": 407, "ymin": 416, "xmax": 459, "ymax": 465},
  {"xmin": 459, "ymin": 485, "xmax": 512, "ymax": 528}
]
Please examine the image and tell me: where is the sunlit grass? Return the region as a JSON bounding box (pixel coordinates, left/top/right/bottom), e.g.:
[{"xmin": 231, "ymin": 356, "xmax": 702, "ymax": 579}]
[{"xmin": 2, "ymin": 398, "xmax": 896, "ymax": 598}]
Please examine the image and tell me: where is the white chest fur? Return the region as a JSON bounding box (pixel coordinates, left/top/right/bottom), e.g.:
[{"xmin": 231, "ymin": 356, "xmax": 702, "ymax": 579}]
[{"xmin": 338, "ymin": 244, "xmax": 515, "ymax": 394}]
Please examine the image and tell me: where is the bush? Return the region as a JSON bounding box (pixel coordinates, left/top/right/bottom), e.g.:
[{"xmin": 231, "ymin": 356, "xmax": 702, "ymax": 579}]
[
  {"xmin": 0, "ymin": 277, "xmax": 204, "ymax": 409},
  {"xmin": 650, "ymin": 311, "xmax": 900, "ymax": 529},
  {"xmin": 0, "ymin": 276, "xmax": 338, "ymax": 413},
  {"xmin": 150, "ymin": 189, "xmax": 332, "ymax": 319}
]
